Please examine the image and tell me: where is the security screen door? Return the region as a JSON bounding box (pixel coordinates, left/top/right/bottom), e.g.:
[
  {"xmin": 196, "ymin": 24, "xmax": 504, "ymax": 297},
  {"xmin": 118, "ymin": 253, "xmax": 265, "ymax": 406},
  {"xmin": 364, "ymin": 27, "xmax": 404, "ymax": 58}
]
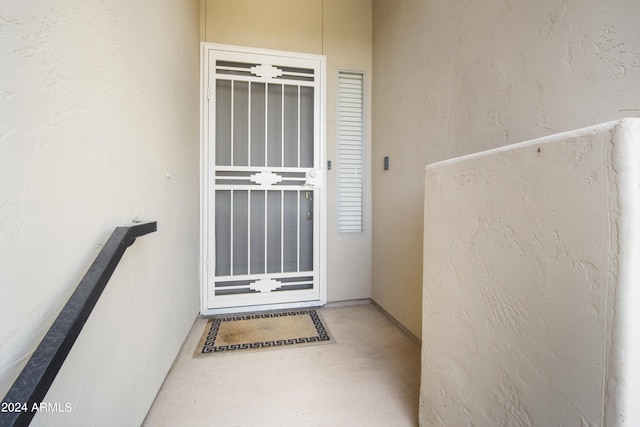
[{"xmin": 200, "ymin": 44, "xmax": 326, "ymax": 314}]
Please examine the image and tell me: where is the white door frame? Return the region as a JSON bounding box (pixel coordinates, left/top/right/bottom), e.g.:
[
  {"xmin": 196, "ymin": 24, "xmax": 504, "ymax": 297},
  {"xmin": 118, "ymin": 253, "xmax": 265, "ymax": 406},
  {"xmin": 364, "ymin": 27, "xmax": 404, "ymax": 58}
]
[{"xmin": 199, "ymin": 43, "xmax": 327, "ymax": 315}]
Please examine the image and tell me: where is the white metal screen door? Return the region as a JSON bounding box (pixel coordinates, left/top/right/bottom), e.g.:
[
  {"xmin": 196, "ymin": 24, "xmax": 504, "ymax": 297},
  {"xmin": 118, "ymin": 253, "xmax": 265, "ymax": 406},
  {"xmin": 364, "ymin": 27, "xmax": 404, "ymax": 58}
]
[{"xmin": 201, "ymin": 44, "xmax": 326, "ymax": 314}]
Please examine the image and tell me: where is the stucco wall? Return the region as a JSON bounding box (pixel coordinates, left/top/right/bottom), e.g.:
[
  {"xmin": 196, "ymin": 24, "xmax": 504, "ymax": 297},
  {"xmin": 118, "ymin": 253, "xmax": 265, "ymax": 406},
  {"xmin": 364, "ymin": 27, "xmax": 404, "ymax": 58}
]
[
  {"xmin": 0, "ymin": 0, "xmax": 200, "ymax": 425},
  {"xmin": 202, "ymin": 0, "xmax": 373, "ymax": 302},
  {"xmin": 421, "ymin": 119, "xmax": 640, "ymax": 426},
  {"xmin": 372, "ymin": 0, "xmax": 640, "ymax": 338}
]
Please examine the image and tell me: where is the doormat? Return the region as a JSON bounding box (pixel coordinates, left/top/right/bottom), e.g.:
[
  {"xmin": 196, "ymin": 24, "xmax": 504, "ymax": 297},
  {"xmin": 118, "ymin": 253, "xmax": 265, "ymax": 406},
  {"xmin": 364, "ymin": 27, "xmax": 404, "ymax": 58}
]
[{"xmin": 195, "ymin": 309, "xmax": 335, "ymax": 356}]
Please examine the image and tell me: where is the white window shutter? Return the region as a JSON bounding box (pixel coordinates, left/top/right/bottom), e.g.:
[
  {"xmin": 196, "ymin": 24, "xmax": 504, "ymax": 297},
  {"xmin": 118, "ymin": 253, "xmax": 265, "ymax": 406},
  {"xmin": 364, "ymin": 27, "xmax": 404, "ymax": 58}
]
[{"xmin": 337, "ymin": 71, "xmax": 364, "ymax": 233}]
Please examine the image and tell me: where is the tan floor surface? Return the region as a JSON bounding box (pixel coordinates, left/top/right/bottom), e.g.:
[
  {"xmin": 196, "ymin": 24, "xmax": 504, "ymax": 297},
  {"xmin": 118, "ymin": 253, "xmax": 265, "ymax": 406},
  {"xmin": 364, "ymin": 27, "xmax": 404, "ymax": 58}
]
[{"xmin": 143, "ymin": 302, "xmax": 421, "ymax": 427}]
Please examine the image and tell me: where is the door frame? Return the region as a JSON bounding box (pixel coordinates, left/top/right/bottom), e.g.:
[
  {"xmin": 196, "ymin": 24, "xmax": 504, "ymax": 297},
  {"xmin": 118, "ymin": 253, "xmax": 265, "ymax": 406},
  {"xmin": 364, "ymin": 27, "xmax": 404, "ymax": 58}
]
[{"xmin": 199, "ymin": 42, "xmax": 327, "ymax": 315}]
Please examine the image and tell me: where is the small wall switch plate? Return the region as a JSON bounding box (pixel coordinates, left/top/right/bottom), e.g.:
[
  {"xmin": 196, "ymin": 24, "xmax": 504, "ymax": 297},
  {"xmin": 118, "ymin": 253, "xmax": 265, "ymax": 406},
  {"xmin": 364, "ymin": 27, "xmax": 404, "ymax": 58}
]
[{"xmin": 384, "ymin": 156, "xmax": 389, "ymax": 170}]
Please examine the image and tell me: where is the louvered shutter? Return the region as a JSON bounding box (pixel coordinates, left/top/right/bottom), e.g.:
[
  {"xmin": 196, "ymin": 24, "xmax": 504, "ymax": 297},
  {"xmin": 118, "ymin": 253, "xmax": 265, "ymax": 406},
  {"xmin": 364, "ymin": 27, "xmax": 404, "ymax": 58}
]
[{"xmin": 337, "ymin": 71, "xmax": 364, "ymax": 233}]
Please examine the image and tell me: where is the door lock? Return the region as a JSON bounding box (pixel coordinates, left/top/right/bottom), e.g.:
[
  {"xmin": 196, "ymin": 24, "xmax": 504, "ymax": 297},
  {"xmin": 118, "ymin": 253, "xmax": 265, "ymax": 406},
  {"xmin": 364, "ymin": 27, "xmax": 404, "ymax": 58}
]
[{"xmin": 304, "ymin": 170, "xmax": 321, "ymax": 187}]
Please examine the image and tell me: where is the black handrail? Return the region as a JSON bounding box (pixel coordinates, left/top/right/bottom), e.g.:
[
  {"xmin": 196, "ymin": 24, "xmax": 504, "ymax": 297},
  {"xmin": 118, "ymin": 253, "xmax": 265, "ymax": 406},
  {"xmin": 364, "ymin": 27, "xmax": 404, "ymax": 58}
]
[{"xmin": 0, "ymin": 221, "xmax": 157, "ymax": 427}]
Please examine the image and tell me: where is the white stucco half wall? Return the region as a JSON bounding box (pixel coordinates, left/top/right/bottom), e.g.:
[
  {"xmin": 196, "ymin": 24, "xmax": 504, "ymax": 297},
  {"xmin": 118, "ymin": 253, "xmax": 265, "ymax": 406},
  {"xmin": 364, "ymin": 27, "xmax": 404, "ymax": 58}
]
[{"xmin": 421, "ymin": 119, "xmax": 640, "ymax": 426}]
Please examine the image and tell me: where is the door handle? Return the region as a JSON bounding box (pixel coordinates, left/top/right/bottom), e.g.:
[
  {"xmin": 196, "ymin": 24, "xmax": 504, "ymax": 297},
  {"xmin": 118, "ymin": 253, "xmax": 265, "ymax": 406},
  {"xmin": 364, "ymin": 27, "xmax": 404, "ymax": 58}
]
[{"xmin": 304, "ymin": 170, "xmax": 321, "ymax": 187}]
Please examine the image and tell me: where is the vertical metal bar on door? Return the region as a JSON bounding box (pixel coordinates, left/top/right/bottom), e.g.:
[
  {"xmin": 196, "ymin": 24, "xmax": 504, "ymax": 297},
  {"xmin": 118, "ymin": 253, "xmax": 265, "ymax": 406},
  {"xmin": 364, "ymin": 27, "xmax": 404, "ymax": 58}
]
[
  {"xmin": 264, "ymin": 189, "xmax": 268, "ymax": 274},
  {"xmin": 296, "ymin": 190, "xmax": 300, "ymax": 272},
  {"xmin": 281, "ymin": 84, "xmax": 285, "ymax": 167},
  {"xmin": 263, "ymin": 84, "xmax": 269, "ymax": 273},
  {"xmin": 247, "ymin": 83, "xmax": 252, "ymax": 273},
  {"xmin": 230, "ymin": 80, "xmax": 235, "ymax": 166},
  {"xmin": 280, "ymin": 189, "xmax": 284, "ymax": 273},
  {"xmin": 280, "ymin": 84, "xmax": 285, "ymax": 272},
  {"xmin": 297, "ymin": 86, "xmax": 301, "ymax": 167},
  {"xmin": 230, "ymin": 189, "xmax": 234, "ymax": 276},
  {"xmin": 265, "ymin": 84, "xmax": 268, "ymax": 167},
  {"xmin": 247, "ymin": 189, "xmax": 251, "ymax": 274},
  {"xmin": 248, "ymin": 82, "xmax": 252, "ymax": 167}
]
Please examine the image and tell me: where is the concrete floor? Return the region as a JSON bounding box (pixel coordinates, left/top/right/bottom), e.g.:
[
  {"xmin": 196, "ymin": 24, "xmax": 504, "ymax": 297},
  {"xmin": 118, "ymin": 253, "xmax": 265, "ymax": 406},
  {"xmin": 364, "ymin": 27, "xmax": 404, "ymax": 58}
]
[{"xmin": 143, "ymin": 302, "xmax": 421, "ymax": 426}]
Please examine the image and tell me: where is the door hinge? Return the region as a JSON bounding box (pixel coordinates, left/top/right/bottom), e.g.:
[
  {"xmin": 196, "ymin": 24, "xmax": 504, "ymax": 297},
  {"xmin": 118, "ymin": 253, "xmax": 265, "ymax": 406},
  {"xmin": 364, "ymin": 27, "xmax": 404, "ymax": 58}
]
[
  {"xmin": 206, "ymin": 257, "xmax": 212, "ymax": 269},
  {"xmin": 206, "ymin": 87, "xmax": 213, "ymax": 100}
]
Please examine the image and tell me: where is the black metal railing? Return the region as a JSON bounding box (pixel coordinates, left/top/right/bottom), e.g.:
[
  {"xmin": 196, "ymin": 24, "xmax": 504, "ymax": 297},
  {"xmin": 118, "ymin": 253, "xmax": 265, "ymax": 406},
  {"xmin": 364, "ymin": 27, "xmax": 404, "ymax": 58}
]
[{"xmin": 0, "ymin": 221, "xmax": 157, "ymax": 427}]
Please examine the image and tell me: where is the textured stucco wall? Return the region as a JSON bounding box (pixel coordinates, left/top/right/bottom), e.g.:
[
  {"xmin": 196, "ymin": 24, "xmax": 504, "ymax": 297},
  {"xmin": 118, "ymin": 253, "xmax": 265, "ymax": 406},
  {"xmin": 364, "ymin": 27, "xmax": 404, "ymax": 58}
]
[
  {"xmin": 421, "ymin": 119, "xmax": 640, "ymax": 426},
  {"xmin": 372, "ymin": 0, "xmax": 640, "ymax": 338},
  {"xmin": 0, "ymin": 0, "xmax": 200, "ymax": 425},
  {"xmin": 203, "ymin": 0, "xmax": 373, "ymax": 302}
]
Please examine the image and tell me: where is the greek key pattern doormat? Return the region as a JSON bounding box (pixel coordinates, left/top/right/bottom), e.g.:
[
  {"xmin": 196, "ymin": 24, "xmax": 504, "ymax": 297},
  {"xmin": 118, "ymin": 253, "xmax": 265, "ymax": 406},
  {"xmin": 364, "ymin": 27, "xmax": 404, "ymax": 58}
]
[{"xmin": 195, "ymin": 309, "xmax": 335, "ymax": 356}]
